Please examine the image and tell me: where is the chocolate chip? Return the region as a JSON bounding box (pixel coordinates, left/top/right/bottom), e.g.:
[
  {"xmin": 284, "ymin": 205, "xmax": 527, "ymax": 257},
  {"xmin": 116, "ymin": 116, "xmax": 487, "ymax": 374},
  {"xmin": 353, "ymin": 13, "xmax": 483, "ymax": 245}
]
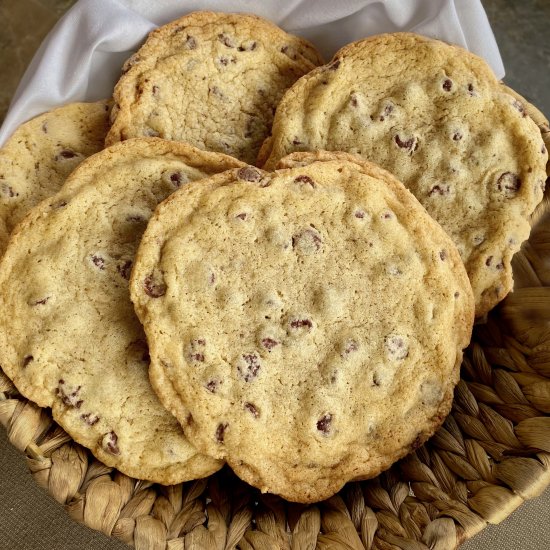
[
  {"xmin": 91, "ymin": 255, "xmax": 105, "ymax": 270},
  {"xmin": 144, "ymin": 272, "xmax": 166, "ymax": 298},
  {"xmin": 467, "ymin": 83, "xmax": 475, "ymax": 95},
  {"xmin": 238, "ymin": 41, "xmax": 257, "ymax": 52},
  {"xmin": 354, "ymin": 210, "xmax": 365, "ymax": 219},
  {"xmin": 329, "ymin": 59, "xmax": 341, "ymax": 70},
  {"xmin": 244, "ymin": 402, "xmax": 259, "ymax": 418},
  {"xmin": 41, "ymin": 122, "xmax": 48, "ymax": 133},
  {"xmin": 316, "ymin": 413, "xmax": 333, "ymax": 435},
  {"xmin": 292, "ymin": 138, "xmax": 303, "ymax": 146},
  {"xmin": 454, "ymin": 291, "xmax": 460, "ymax": 299},
  {"xmin": 81, "ymin": 413, "xmax": 100, "ymax": 426},
  {"xmin": 102, "ymin": 431, "xmax": 120, "ymax": 455},
  {"xmin": 235, "ymin": 212, "xmax": 248, "ymax": 221},
  {"xmin": 294, "ymin": 175, "xmax": 315, "ymax": 187},
  {"xmin": 372, "ymin": 372, "xmax": 381, "ymax": 387},
  {"xmin": 30, "ymin": 296, "xmax": 50, "ymax": 306},
  {"xmin": 184, "ymin": 35, "xmax": 197, "ymax": 49},
  {"xmin": 381, "ymin": 210, "xmax": 394, "ymax": 220},
  {"xmin": 237, "ymin": 353, "xmax": 261, "ymax": 382},
  {"xmin": 496, "ymin": 261, "xmax": 504, "ymax": 270},
  {"xmin": 205, "ymin": 379, "xmax": 219, "ymax": 393},
  {"xmin": 442, "ymin": 79, "xmax": 453, "ymax": 92},
  {"xmin": 452, "ymin": 131, "xmax": 462, "ymax": 141},
  {"xmin": 170, "ymin": 172, "xmax": 187, "ymax": 187},
  {"xmin": 188, "ymin": 339, "xmax": 206, "ymax": 363},
  {"xmin": 218, "ymin": 33, "xmax": 235, "ymax": 48},
  {"xmin": 22, "ymin": 355, "xmax": 33, "ymax": 367},
  {"xmin": 290, "ymin": 318, "xmax": 313, "ymax": 330},
  {"xmin": 261, "ymin": 337, "xmax": 279, "ymax": 351},
  {"xmin": 385, "ymin": 335, "xmax": 408, "ymax": 361},
  {"xmin": 237, "ymin": 166, "xmax": 262, "ymax": 182},
  {"xmin": 349, "ymin": 94, "xmax": 358, "ymax": 108},
  {"xmin": 428, "ymin": 184, "xmax": 450, "ymax": 196},
  {"xmin": 486, "ymin": 256, "xmax": 493, "ymax": 267},
  {"xmin": 152, "ymin": 85, "xmax": 159, "ymax": 96},
  {"xmin": 394, "ymin": 135, "xmax": 417, "ymax": 152},
  {"xmin": 57, "ymin": 150, "xmax": 77, "ymax": 160},
  {"xmin": 280, "ymin": 45, "xmax": 297, "ymax": 60},
  {"xmin": 117, "ymin": 260, "xmax": 132, "ymax": 280},
  {"xmin": 292, "ymin": 227, "xmax": 322, "ymax": 253},
  {"xmin": 57, "ymin": 380, "xmax": 83, "ymax": 409},
  {"xmin": 497, "ymin": 172, "xmax": 521, "ymax": 195},
  {"xmin": 439, "ymin": 250, "xmax": 447, "ymax": 261},
  {"xmin": 216, "ymin": 423, "xmax": 228, "ymax": 443}
]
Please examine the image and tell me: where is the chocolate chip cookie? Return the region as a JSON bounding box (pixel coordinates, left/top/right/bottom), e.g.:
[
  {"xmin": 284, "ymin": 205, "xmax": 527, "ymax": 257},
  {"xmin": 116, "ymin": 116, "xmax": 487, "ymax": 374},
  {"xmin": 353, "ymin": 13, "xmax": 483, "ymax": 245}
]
[
  {"xmin": 0, "ymin": 138, "xmax": 244, "ymax": 483},
  {"xmin": 260, "ymin": 33, "xmax": 548, "ymax": 317},
  {"xmin": 130, "ymin": 151, "xmax": 474, "ymax": 502},
  {"xmin": 106, "ymin": 11, "xmax": 323, "ymax": 164},
  {"xmin": 0, "ymin": 101, "xmax": 111, "ymax": 255}
]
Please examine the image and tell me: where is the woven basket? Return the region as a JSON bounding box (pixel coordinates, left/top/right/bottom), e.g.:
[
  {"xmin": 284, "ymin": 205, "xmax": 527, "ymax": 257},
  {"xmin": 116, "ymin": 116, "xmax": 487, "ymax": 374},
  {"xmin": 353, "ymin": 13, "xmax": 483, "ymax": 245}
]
[{"xmin": 1, "ymin": 93, "xmax": 550, "ymax": 550}]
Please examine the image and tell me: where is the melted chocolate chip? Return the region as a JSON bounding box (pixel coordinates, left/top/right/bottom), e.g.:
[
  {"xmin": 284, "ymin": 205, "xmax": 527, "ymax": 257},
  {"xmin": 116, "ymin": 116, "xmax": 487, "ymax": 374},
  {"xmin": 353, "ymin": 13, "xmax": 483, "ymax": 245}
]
[
  {"xmin": 81, "ymin": 413, "xmax": 100, "ymax": 426},
  {"xmin": 103, "ymin": 431, "xmax": 120, "ymax": 455},
  {"xmin": 290, "ymin": 318, "xmax": 313, "ymax": 330},
  {"xmin": 244, "ymin": 402, "xmax": 259, "ymax": 418},
  {"xmin": 237, "ymin": 353, "xmax": 261, "ymax": 382},
  {"xmin": 185, "ymin": 35, "xmax": 197, "ymax": 49},
  {"xmin": 497, "ymin": 172, "xmax": 521, "ymax": 195},
  {"xmin": 428, "ymin": 184, "xmax": 450, "ymax": 196},
  {"xmin": 216, "ymin": 423, "xmax": 228, "ymax": 443},
  {"xmin": 442, "ymin": 79, "xmax": 453, "ymax": 92},
  {"xmin": 316, "ymin": 413, "xmax": 333, "ymax": 435},
  {"xmin": 385, "ymin": 335, "xmax": 409, "ymax": 361},
  {"xmin": 218, "ymin": 33, "xmax": 235, "ymax": 48},
  {"xmin": 394, "ymin": 135, "xmax": 417, "ymax": 152},
  {"xmin": 117, "ymin": 260, "xmax": 132, "ymax": 280},
  {"xmin": 205, "ymin": 380, "xmax": 219, "ymax": 393},
  {"xmin": 1, "ymin": 184, "xmax": 18, "ymax": 198},
  {"xmin": 144, "ymin": 273, "xmax": 166, "ymax": 298},
  {"xmin": 170, "ymin": 172, "xmax": 184, "ymax": 187},
  {"xmin": 261, "ymin": 337, "xmax": 278, "ymax": 351},
  {"xmin": 294, "ymin": 175, "xmax": 316, "ymax": 187},
  {"xmin": 237, "ymin": 166, "xmax": 262, "ymax": 182},
  {"xmin": 57, "ymin": 150, "xmax": 77, "ymax": 160},
  {"xmin": 341, "ymin": 340, "xmax": 358, "ymax": 358},
  {"xmin": 91, "ymin": 255, "xmax": 105, "ymax": 270},
  {"xmin": 292, "ymin": 227, "xmax": 322, "ymax": 253},
  {"xmin": 57, "ymin": 380, "xmax": 83, "ymax": 409}
]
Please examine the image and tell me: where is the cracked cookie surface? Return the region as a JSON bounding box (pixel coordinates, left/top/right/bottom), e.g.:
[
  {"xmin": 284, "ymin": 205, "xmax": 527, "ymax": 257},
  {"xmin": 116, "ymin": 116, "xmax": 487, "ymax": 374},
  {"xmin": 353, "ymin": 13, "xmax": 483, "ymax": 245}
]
[
  {"xmin": 0, "ymin": 138, "xmax": 244, "ymax": 483},
  {"xmin": 261, "ymin": 33, "xmax": 548, "ymax": 316},
  {"xmin": 0, "ymin": 101, "xmax": 111, "ymax": 255},
  {"xmin": 130, "ymin": 151, "xmax": 474, "ymax": 502},
  {"xmin": 106, "ymin": 11, "xmax": 323, "ymax": 164}
]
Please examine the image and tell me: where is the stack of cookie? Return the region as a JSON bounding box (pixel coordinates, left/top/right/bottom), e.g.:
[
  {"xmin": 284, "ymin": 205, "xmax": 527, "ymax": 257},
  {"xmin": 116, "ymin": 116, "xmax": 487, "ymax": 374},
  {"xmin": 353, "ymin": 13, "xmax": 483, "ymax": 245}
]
[{"xmin": 0, "ymin": 11, "xmax": 546, "ymax": 503}]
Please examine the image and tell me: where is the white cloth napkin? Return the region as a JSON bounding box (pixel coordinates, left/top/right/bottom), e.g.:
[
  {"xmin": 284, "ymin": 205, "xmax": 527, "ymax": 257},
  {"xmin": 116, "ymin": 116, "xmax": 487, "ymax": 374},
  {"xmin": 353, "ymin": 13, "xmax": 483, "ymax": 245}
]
[{"xmin": 0, "ymin": 0, "xmax": 504, "ymax": 146}]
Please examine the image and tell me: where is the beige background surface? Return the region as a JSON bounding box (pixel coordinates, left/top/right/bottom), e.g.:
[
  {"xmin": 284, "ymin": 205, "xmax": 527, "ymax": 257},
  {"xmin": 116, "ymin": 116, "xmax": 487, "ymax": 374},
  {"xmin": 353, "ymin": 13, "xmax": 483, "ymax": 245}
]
[{"xmin": 1, "ymin": 0, "xmax": 550, "ymax": 548}]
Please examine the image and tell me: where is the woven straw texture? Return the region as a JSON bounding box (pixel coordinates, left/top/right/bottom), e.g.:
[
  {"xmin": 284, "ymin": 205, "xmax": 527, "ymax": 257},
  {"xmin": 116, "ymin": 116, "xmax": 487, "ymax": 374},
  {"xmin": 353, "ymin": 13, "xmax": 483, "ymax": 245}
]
[{"xmin": 1, "ymin": 90, "xmax": 550, "ymax": 549}]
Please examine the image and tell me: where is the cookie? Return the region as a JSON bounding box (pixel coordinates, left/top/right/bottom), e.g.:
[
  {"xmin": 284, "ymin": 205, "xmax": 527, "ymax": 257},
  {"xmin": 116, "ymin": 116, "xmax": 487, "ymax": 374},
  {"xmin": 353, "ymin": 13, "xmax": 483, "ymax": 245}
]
[
  {"xmin": 130, "ymin": 151, "xmax": 474, "ymax": 502},
  {"xmin": 0, "ymin": 138, "xmax": 244, "ymax": 484},
  {"xmin": 260, "ymin": 33, "xmax": 548, "ymax": 317},
  {"xmin": 106, "ymin": 11, "xmax": 323, "ymax": 164},
  {"xmin": 0, "ymin": 100, "xmax": 111, "ymax": 256}
]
